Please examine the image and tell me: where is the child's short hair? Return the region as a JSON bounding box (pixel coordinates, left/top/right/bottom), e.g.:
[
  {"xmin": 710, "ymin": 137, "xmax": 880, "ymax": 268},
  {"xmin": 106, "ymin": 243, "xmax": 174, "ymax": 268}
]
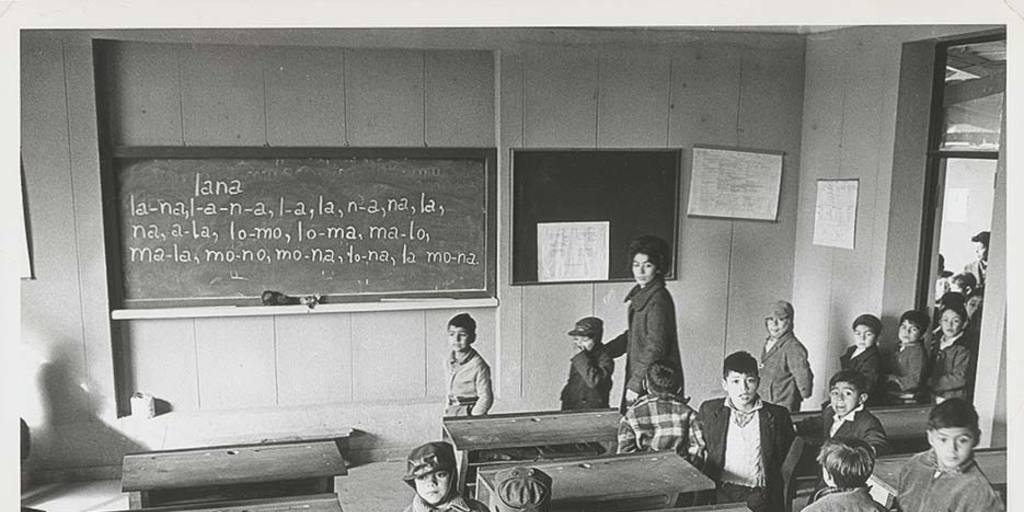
[
  {"xmin": 937, "ymin": 291, "xmax": 965, "ymax": 311},
  {"xmin": 928, "ymin": 398, "xmax": 980, "ymax": 437},
  {"xmin": 851, "ymin": 314, "xmax": 882, "ymax": 335},
  {"xmin": 628, "ymin": 235, "xmax": 671, "ymax": 274},
  {"xmin": 723, "ymin": 351, "xmax": 759, "ymax": 378},
  {"xmin": 952, "ymin": 272, "xmax": 977, "ymax": 291},
  {"xmin": 817, "ymin": 438, "xmax": 876, "ymax": 488},
  {"xmin": 645, "ymin": 360, "xmax": 681, "ymax": 393},
  {"xmin": 899, "ymin": 310, "xmax": 930, "ymax": 332},
  {"xmin": 940, "ymin": 303, "xmax": 969, "ymax": 323},
  {"xmin": 448, "ymin": 313, "xmax": 477, "ymax": 335},
  {"xmin": 829, "ymin": 369, "xmax": 868, "ymax": 395}
]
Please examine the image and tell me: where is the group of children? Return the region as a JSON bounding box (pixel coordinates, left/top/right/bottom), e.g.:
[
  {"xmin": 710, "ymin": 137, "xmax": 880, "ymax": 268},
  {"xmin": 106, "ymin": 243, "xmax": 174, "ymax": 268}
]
[{"xmin": 400, "ymin": 306, "xmax": 999, "ymax": 511}]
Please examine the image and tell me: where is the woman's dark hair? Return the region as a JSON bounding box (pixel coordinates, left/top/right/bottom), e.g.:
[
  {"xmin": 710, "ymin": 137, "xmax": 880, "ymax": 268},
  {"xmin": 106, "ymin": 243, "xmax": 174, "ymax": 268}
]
[{"xmin": 628, "ymin": 235, "xmax": 671, "ymax": 274}]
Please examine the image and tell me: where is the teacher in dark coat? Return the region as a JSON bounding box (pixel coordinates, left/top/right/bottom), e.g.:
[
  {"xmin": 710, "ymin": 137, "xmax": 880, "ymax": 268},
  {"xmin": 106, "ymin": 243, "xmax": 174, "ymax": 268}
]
[{"xmin": 605, "ymin": 235, "xmax": 683, "ymax": 413}]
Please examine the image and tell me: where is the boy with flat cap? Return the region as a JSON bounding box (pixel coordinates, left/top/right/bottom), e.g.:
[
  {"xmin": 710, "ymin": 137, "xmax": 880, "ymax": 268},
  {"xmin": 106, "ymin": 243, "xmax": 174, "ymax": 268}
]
[
  {"xmin": 401, "ymin": 442, "xmax": 488, "ymax": 512},
  {"xmin": 560, "ymin": 316, "xmax": 614, "ymax": 411}
]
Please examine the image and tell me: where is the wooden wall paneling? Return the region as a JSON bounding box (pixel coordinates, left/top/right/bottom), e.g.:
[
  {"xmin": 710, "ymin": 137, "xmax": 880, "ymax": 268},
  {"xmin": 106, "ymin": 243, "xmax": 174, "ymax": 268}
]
[
  {"xmin": 345, "ymin": 49, "xmax": 425, "ymax": 146},
  {"xmin": 596, "ymin": 48, "xmax": 671, "ymax": 147},
  {"xmin": 668, "ymin": 44, "xmax": 740, "ymax": 405},
  {"xmin": 424, "ymin": 50, "xmax": 495, "ymax": 147},
  {"xmin": 180, "ymin": 44, "xmax": 267, "ymax": 145},
  {"xmin": 63, "ymin": 34, "xmax": 119, "ymax": 415},
  {"xmin": 105, "ymin": 41, "xmax": 184, "ymax": 146},
  {"xmin": 124, "ymin": 319, "xmax": 200, "ymax": 411},
  {"xmin": 263, "ymin": 46, "xmax": 346, "ymax": 146},
  {"xmin": 522, "ymin": 47, "xmax": 599, "ymax": 147},
  {"xmin": 498, "ymin": 51, "xmax": 525, "ymax": 401},
  {"xmin": 275, "ymin": 314, "xmax": 353, "ymax": 406},
  {"xmin": 520, "ymin": 285, "xmax": 593, "ymax": 409},
  {"xmin": 727, "ymin": 44, "xmax": 805, "ymax": 360},
  {"xmin": 424, "ymin": 308, "xmax": 497, "ymax": 402},
  {"xmin": 20, "ymin": 32, "xmax": 90, "ymax": 425},
  {"xmin": 792, "ymin": 33, "xmax": 847, "ymax": 406},
  {"xmin": 350, "ymin": 311, "xmax": 427, "ymax": 400},
  {"xmin": 195, "ymin": 317, "xmax": 277, "ymax": 409}
]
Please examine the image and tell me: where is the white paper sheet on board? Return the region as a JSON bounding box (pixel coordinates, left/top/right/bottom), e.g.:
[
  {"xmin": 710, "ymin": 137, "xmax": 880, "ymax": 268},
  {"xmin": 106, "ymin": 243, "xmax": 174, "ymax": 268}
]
[
  {"xmin": 813, "ymin": 179, "xmax": 859, "ymax": 249},
  {"xmin": 537, "ymin": 221, "xmax": 609, "ymax": 282}
]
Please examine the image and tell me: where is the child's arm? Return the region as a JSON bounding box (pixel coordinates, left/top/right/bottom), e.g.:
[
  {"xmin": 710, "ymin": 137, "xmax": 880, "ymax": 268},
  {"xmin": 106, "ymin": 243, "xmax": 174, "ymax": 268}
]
[
  {"xmin": 686, "ymin": 410, "xmax": 707, "ymax": 467},
  {"xmin": 786, "ymin": 343, "xmax": 814, "ymax": 399},
  {"xmin": 569, "ymin": 349, "xmax": 614, "ymax": 388},
  {"xmin": 616, "ymin": 414, "xmax": 639, "ymax": 454},
  {"xmin": 931, "ymin": 346, "xmax": 970, "ymax": 394},
  {"xmin": 472, "ymin": 364, "xmax": 493, "ymax": 415},
  {"xmin": 863, "ymin": 415, "xmax": 892, "ymax": 456},
  {"xmin": 892, "ymin": 347, "xmax": 925, "ymax": 391}
]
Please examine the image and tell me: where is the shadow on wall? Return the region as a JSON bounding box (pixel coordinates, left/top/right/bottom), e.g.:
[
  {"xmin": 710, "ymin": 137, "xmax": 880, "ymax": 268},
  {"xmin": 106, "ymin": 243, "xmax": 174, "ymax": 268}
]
[{"xmin": 26, "ymin": 341, "xmax": 145, "ymax": 481}]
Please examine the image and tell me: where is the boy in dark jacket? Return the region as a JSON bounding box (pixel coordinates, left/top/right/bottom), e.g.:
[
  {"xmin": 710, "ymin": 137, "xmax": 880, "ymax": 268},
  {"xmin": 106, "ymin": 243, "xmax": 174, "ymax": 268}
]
[
  {"xmin": 840, "ymin": 314, "xmax": 884, "ymax": 405},
  {"xmin": 698, "ymin": 351, "xmax": 794, "ymax": 512},
  {"xmin": 560, "ymin": 317, "xmax": 614, "ymax": 410},
  {"xmin": 886, "ymin": 310, "xmax": 929, "ymax": 403}
]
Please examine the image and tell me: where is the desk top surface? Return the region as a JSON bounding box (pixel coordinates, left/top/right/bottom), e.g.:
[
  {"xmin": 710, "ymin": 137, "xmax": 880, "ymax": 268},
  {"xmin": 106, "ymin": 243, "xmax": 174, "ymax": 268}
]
[
  {"xmin": 443, "ymin": 409, "xmax": 620, "ymax": 450},
  {"xmin": 868, "ymin": 448, "xmax": 1006, "ymax": 495},
  {"xmin": 121, "ymin": 441, "xmax": 346, "ymax": 491},
  {"xmin": 111, "ymin": 493, "xmax": 342, "ymax": 512},
  {"xmin": 477, "ymin": 452, "xmax": 714, "ymax": 502}
]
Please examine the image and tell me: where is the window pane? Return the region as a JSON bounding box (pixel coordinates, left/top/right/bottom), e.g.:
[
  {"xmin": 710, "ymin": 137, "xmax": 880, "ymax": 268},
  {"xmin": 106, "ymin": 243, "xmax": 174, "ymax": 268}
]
[
  {"xmin": 940, "ymin": 39, "xmax": 1004, "ymax": 151},
  {"xmin": 936, "ymin": 158, "xmax": 995, "ymax": 281}
]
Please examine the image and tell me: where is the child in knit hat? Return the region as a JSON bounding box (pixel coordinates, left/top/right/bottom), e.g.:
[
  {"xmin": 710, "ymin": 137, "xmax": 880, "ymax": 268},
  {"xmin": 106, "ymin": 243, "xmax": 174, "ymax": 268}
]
[{"xmin": 401, "ymin": 442, "xmax": 488, "ymax": 512}]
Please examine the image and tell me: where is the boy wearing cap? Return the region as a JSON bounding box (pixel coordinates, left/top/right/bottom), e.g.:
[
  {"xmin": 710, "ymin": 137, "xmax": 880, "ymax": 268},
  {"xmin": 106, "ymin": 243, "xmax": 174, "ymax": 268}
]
[
  {"xmin": 759, "ymin": 300, "xmax": 814, "ymax": 412},
  {"xmin": 617, "ymin": 361, "xmax": 705, "ymax": 464},
  {"xmin": 886, "ymin": 310, "xmax": 929, "ymax": 403},
  {"xmin": 560, "ymin": 317, "xmax": 614, "ymax": 411},
  {"xmin": 489, "ymin": 466, "xmax": 552, "ymax": 512},
  {"xmin": 840, "ymin": 314, "xmax": 884, "ymax": 406},
  {"xmin": 402, "ymin": 442, "xmax": 489, "ymax": 512},
  {"xmin": 445, "ymin": 313, "xmax": 493, "ymax": 417}
]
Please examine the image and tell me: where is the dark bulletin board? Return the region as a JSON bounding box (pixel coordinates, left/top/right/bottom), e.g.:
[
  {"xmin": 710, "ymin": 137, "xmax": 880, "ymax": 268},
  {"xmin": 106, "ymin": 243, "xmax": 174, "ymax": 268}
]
[
  {"xmin": 105, "ymin": 146, "xmax": 496, "ymax": 308},
  {"xmin": 511, "ymin": 149, "xmax": 681, "ymax": 285}
]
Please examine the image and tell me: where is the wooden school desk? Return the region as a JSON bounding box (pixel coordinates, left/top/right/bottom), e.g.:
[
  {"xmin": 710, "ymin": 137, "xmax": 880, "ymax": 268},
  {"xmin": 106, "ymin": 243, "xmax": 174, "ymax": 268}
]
[
  {"xmin": 109, "ymin": 494, "xmax": 343, "ymax": 512},
  {"xmin": 121, "ymin": 440, "xmax": 347, "ymax": 509},
  {"xmin": 442, "ymin": 408, "xmax": 620, "ymax": 492},
  {"xmin": 636, "ymin": 504, "xmax": 752, "ymax": 512},
  {"xmin": 475, "ymin": 452, "xmax": 715, "ymax": 512},
  {"xmin": 867, "ymin": 447, "xmax": 1006, "ymax": 507}
]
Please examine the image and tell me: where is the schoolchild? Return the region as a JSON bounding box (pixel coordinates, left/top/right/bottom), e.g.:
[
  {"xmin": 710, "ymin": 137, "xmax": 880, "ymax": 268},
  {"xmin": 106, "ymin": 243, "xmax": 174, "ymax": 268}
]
[
  {"xmin": 886, "ymin": 310, "xmax": 929, "ymax": 403},
  {"xmin": 699, "ymin": 351, "xmax": 794, "ymax": 512},
  {"xmin": 758, "ymin": 300, "xmax": 814, "ymax": 412},
  {"xmin": 401, "ymin": 442, "xmax": 489, "ymax": 512},
  {"xmin": 618, "ymin": 360, "xmax": 705, "ymax": 465},
  {"xmin": 801, "ymin": 438, "xmax": 887, "ymax": 512},
  {"xmin": 894, "ymin": 399, "xmax": 1004, "ymax": 512},
  {"xmin": 964, "ymin": 290, "xmax": 984, "ymax": 335},
  {"xmin": 560, "ymin": 317, "xmax": 614, "ymax": 410},
  {"xmin": 445, "ymin": 313, "xmax": 493, "ymax": 416},
  {"xmin": 840, "ymin": 314, "xmax": 884, "ymax": 405},
  {"xmin": 927, "ymin": 305, "xmax": 977, "ymax": 403}
]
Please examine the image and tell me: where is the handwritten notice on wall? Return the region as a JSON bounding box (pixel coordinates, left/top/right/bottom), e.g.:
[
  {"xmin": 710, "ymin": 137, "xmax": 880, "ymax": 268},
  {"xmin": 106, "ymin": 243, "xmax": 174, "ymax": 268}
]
[
  {"xmin": 536, "ymin": 221, "xmax": 609, "ymax": 282},
  {"xmin": 813, "ymin": 179, "xmax": 859, "ymax": 250},
  {"xmin": 687, "ymin": 146, "xmax": 783, "ymax": 221}
]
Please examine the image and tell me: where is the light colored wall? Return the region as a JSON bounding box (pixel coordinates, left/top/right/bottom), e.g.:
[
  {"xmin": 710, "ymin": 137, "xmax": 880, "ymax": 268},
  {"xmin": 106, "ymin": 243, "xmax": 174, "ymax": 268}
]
[
  {"xmin": 21, "ymin": 28, "xmax": 806, "ymax": 479},
  {"xmin": 793, "ymin": 24, "xmax": 1007, "ymax": 442}
]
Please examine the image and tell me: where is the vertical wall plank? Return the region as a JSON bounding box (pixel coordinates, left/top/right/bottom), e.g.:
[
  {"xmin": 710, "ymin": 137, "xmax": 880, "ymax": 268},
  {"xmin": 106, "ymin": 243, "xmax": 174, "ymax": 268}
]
[
  {"xmin": 275, "ymin": 314, "xmax": 353, "ymax": 405},
  {"xmin": 596, "ymin": 49, "xmax": 671, "ymax": 147},
  {"xmin": 668, "ymin": 44, "xmax": 741, "ymax": 404},
  {"xmin": 424, "ymin": 309, "xmax": 497, "ymax": 403},
  {"xmin": 195, "ymin": 317, "xmax": 277, "ymax": 409},
  {"xmin": 125, "ymin": 319, "xmax": 199, "ymax": 411},
  {"xmin": 106, "ymin": 41, "xmax": 184, "ymax": 146},
  {"xmin": 523, "ymin": 48, "xmax": 598, "ymax": 147},
  {"xmin": 345, "ymin": 49, "xmax": 424, "ymax": 146},
  {"xmin": 728, "ymin": 43, "xmax": 805, "ymax": 363},
  {"xmin": 498, "ymin": 51, "xmax": 525, "ymax": 401},
  {"xmin": 351, "ymin": 311, "xmax": 426, "ymax": 400},
  {"xmin": 181, "ymin": 44, "xmax": 267, "ymax": 145},
  {"xmin": 264, "ymin": 46, "xmax": 346, "ymax": 146},
  {"xmin": 425, "ymin": 50, "xmax": 495, "ymax": 147}
]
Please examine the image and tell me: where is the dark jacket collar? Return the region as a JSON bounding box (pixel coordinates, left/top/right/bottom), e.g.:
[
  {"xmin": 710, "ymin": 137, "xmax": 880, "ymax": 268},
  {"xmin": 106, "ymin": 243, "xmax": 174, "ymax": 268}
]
[
  {"xmin": 624, "ymin": 276, "xmax": 666, "ymax": 309},
  {"xmin": 763, "ymin": 330, "xmax": 796, "ymax": 358}
]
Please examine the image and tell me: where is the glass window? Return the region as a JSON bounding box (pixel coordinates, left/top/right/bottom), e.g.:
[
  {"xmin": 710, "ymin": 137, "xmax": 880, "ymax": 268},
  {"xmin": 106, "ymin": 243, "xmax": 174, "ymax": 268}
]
[{"xmin": 939, "ymin": 40, "xmax": 1005, "ymax": 151}]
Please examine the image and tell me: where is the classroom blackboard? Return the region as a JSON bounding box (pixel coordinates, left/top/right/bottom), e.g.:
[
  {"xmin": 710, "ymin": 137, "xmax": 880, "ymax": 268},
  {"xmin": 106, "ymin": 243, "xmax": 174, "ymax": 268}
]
[
  {"xmin": 511, "ymin": 149, "xmax": 681, "ymax": 285},
  {"xmin": 107, "ymin": 147, "xmax": 496, "ymax": 307}
]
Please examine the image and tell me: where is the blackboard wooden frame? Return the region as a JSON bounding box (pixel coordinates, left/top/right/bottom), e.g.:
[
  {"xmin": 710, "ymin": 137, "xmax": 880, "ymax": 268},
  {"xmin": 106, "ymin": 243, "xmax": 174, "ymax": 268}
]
[
  {"xmin": 510, "ymin": 148, "xmax": 682, "ymax": 286},
  {"xmin": 101, "ymin": 146, "xmax": 498, "ymax": 311}
]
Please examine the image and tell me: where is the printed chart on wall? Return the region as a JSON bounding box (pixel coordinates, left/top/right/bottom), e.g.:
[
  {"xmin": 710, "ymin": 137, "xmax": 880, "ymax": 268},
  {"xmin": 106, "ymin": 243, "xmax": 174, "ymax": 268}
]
[
  {"xmin": 812, "ymin": 179, "xmax": 859, "ymax": 249},
  {"xmin": 687, "ymin": 145, "xmax": 784, "ymax": 221},
  {"xmin": 536, "ymin": 221, "xmax": 609, "ymax": 282}
]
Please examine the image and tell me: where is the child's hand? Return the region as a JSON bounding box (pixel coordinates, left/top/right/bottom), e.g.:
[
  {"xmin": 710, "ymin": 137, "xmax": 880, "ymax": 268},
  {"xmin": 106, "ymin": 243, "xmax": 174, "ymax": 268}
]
[{"xmin": 625, "ymin": 388, "xmax": 639, "ymax": 404}]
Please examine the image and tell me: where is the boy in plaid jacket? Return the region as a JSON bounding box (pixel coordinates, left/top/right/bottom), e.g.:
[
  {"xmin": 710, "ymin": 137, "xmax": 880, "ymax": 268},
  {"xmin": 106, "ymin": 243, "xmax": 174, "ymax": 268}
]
[{"xmin": 617, "ymin": 360, "xmax": 705, "ymax": 465}]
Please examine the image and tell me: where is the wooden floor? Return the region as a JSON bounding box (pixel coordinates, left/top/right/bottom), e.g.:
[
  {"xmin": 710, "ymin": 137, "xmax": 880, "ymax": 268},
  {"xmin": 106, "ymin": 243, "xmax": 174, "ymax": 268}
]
[{"xmin": 21, "ymin": 461, "xmax": 412, "ymax": 512}]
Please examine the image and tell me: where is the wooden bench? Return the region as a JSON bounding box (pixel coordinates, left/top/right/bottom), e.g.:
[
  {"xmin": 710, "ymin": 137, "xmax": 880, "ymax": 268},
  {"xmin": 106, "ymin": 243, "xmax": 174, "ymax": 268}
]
[
  {"xmin": 474, "ymin": 451, "xmax": 715, "ymax": 512},
  {"xmin": 867, "ymin": 447, "xmax": 1006, "ymax": 507},
  {"xmin": 107, "ymin": 494, "xmax": 343, "ymax": 512},
  {"xmin": 635, "ymin": 504, "xmax": 751, "ymax": 512},
  {"xmin": 442, "ymin": 408, "xmax": 620, "ymax": 493},
  {"xmin": 121, "ymin": 440, "xmax": 347, "ymax": 509}
]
